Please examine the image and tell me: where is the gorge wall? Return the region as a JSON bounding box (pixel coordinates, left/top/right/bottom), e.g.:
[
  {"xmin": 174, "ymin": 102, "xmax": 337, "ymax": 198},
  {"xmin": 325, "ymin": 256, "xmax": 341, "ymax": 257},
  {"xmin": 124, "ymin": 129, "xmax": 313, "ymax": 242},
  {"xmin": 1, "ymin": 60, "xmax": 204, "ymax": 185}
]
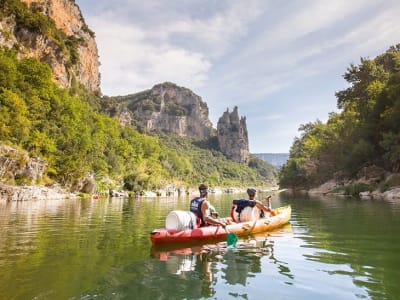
[
  {"xmin": 0, "ymin": 0, "xmax": 100, "ymax": 92},
  {"xmin": 112, "ymin": 83, "xmax": 250, "ymax": 164},
  {"xmin": 115, "ymin": 82, "xmax": 216, "ymax": 138}
]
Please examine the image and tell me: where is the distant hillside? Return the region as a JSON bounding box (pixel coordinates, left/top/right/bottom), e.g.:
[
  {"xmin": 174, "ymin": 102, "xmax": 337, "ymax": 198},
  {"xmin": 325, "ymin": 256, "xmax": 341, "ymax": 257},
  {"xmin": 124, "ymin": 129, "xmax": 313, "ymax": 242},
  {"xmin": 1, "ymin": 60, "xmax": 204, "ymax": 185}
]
[{"xmin": 253, "ymin": 153, "xmax": 289, "ymax": 168}]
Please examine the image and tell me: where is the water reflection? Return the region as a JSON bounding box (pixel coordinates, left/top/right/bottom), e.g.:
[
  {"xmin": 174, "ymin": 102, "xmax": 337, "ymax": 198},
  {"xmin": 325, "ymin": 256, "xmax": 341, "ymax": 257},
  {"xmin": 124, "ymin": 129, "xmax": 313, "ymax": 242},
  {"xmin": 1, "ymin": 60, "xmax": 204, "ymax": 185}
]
[
  {"xmin": 1, "ymin": 194, "xmax": 400, "ymax": 299},
  {"xmin": 150, "ymin": 226, "xmax": 294, "ymax": 298}
]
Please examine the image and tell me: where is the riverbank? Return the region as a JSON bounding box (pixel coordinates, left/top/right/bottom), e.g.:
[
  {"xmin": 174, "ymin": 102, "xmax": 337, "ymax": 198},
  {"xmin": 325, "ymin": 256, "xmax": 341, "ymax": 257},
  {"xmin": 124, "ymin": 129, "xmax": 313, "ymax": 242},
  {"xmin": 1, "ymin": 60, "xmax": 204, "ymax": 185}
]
[
  {"xmin": 282, "ymin": 166, "xmax": 400, "ymax": 202},
  {"xmin": 0, "ymin": 183, "xmax": 78, "ymax": 201},
  {"xmin": 284, "ymin": 179, "xmax": 400, "ymax": 201},
  {"xmin": 0, "ymin": 183, "xmax": 280, "ymax": 201}
]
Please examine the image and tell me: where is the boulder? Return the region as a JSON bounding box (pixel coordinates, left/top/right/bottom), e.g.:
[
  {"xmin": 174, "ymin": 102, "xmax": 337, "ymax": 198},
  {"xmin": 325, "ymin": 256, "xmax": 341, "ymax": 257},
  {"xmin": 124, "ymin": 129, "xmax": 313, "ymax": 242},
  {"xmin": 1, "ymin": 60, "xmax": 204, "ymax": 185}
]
[
  {"xmin": 80, "ymin": 177, "xmax": 96, "ymax": 194},
  {"xmin": 308, "ymin": 179, "xmax": 339, "ymax": 194},
  {"xmin": 382, "ymin": 187, "xmax": 400, "ymax": 201}
]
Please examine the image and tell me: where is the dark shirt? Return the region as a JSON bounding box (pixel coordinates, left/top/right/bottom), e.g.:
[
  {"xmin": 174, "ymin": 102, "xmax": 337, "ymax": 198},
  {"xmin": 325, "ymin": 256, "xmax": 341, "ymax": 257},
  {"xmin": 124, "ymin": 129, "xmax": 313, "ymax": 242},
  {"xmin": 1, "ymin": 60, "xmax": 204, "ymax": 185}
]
[{"xmin": 190, "ymin": 197, "xmax": 206, "ymax": 226}]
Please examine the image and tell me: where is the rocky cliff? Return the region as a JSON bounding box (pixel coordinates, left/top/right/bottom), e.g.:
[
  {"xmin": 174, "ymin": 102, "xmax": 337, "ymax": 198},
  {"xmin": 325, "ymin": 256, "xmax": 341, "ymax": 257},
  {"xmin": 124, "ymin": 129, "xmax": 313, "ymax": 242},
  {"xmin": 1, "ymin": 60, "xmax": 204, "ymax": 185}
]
[
  {"xmin": 217, "ymin": 106, "xmax": 249, "ymax": 163},
  {"xmin": 115, "ymin": 82, "xmax": 215, "ymax": 138},
  {"xmin": 0, "ymin": 145, "xmax": 47, "ymax": 185},
  {"xmin": 0, "ymin": 0, "xmax": 100, "ymax": 92},
  {"xmin": 112, "ymin": 84, "xmax": 250, "ymax": 163}
]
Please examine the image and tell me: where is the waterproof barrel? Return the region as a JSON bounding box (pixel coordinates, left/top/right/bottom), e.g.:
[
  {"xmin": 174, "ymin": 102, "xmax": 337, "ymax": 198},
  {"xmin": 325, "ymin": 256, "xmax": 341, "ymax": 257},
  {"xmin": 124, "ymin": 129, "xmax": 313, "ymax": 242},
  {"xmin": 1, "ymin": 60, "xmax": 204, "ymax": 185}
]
[{"xmin": 165, "ymin": 210, "xmax": 197, "ymax": 231}]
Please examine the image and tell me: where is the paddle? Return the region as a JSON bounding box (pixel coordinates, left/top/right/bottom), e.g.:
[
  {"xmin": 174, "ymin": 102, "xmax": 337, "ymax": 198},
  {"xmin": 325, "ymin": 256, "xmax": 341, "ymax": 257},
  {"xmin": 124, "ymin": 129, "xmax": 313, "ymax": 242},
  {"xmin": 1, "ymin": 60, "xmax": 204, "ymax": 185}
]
[{"xmin": 224, "ymin": 225, "xmax": 238, "ymax": 247}]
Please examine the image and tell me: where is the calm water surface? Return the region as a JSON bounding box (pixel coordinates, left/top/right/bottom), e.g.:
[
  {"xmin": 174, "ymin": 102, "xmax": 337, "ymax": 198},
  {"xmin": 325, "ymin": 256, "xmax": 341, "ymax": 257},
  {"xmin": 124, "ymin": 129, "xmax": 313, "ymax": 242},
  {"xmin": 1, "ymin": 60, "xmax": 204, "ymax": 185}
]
[{"xmin": 1, "ymin": 193, "xmax": 400, "ymax": 299}]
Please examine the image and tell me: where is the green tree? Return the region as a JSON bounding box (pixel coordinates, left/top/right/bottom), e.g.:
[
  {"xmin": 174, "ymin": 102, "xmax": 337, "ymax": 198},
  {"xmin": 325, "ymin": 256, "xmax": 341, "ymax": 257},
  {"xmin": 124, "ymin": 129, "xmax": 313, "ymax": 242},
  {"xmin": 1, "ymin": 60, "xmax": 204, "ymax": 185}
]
[
  {"xmin": 0, "ymin": 88, "xmax": 30, "ymax": 144},
  {"xmin": 280, "ymin": 44, "xmax": 400, "ymax": 189}
]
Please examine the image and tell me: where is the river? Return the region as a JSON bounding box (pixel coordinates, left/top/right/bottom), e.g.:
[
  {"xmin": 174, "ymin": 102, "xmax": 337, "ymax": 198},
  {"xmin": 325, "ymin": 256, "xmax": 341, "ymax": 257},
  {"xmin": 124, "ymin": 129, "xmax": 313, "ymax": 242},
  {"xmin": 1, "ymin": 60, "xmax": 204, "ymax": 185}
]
[{"xmin": 0, "ymin": 192, "xmax": 399, "ymax": 299}]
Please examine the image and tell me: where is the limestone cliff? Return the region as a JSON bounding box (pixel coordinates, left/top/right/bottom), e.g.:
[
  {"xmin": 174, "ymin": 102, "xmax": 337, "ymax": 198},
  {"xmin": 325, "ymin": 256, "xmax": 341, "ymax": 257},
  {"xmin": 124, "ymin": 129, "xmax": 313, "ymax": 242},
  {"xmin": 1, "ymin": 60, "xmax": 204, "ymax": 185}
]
[
  {"xmin": 217, "ymin": 106, "xmax": 249, "ymax": 163},
  {"xmin": 115, "ymin": 82, "xmax": 215, "ymax": 138},
  {"xmin": 0, "ymin": 0, "xmax": 100, "ymax": 92}
]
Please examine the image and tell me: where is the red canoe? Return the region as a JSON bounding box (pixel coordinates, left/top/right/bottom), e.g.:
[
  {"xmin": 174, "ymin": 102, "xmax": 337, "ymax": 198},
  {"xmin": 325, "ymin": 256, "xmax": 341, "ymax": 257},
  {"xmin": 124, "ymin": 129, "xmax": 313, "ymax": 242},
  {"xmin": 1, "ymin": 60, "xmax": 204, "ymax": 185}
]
[{"xmin": 150, "ymin": 205, "xmax": 291, "ymax": 245}]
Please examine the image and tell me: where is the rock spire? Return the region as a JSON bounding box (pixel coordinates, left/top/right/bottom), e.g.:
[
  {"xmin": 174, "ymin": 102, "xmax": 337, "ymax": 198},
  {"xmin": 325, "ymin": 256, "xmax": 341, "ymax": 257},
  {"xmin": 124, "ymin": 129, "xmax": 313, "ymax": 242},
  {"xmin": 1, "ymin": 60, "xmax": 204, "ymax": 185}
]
[{"xmin": 217, "ymin": 106, "xmax": 249, "ymax": 163}]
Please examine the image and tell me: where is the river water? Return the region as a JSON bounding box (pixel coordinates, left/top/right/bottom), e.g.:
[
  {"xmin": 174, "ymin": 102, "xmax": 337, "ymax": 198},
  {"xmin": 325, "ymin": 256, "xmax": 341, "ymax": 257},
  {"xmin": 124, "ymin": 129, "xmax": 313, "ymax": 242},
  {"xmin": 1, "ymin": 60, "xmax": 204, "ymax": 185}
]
[{"xmin": 0, "ymin": 192, "xmax": 399, "ymax": 299}]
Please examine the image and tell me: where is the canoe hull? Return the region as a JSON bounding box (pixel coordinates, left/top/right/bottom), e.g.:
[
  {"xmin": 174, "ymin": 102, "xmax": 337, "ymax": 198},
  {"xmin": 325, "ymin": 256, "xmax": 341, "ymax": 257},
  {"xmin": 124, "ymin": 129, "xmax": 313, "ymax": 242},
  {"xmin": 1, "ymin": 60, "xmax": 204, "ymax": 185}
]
[{"xmin": 150, "ymin": 205, "xmax": 291, "ymax": 245}]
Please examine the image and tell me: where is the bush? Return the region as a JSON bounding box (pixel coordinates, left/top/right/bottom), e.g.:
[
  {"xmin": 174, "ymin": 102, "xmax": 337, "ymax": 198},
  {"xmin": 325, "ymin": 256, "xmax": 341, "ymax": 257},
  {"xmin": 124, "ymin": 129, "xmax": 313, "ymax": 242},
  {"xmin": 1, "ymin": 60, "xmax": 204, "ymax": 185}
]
[{"xmin": 344, "ymin": 183, "xmax": 374, "ymax": 196}]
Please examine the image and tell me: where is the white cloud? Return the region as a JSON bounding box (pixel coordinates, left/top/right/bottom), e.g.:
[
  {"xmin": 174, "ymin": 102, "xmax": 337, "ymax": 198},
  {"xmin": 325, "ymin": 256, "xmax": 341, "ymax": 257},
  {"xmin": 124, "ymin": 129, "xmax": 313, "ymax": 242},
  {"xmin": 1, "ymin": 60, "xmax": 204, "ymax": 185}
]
[
  {"xmin": 164, "ymin": 1, "xmax": 267, "ymax": 58},
  {"xmin": 76, "ymin": 0, "xmax": 400, "ymax": 152},
  {"xmin": 84, "ymin": 1, "xmax": 267, "ymax": 95},
  {"xmin": 88, "ymin": 18, "xmax": 212, "ymax": 95}
]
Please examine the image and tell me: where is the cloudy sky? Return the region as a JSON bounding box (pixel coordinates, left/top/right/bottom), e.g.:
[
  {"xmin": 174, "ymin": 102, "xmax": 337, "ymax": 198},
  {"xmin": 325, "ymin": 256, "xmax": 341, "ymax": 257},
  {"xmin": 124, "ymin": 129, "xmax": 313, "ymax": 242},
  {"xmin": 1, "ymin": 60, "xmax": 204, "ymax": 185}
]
[{"xmin": 76, "ymin": 0, "xmax": 400, "ymax": 153}]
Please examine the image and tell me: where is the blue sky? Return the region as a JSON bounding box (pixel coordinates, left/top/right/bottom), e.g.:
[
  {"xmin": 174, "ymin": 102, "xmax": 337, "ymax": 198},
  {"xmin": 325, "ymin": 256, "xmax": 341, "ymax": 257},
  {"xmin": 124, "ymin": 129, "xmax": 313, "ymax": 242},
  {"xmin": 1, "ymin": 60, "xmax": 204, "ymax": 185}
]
[{"xmin": 76, "ymin": 0, "xmax": 400, "ymax": 153}]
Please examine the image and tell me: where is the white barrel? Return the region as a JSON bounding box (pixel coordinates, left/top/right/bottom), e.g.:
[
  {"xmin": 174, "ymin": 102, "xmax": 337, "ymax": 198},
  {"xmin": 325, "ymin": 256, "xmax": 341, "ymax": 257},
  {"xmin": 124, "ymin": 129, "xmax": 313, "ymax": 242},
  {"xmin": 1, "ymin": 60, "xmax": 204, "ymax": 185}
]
[
  {"xmin": 165, "ymin": 210, "xmax": 197, "ymax": 231},
  {"xmin": 232, "ymin": 206, "xmax": 261, "ymax": 222}
]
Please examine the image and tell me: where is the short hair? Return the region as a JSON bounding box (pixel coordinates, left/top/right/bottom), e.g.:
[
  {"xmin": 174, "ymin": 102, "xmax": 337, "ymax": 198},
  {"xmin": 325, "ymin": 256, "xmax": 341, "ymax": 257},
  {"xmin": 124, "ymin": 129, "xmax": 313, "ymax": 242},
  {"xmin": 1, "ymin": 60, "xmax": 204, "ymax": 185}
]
[
  {"xmin": 199, "ymin": 184, "xmax": 208, "ymax": 195},
  {"xmin": 247, "ymin": 188, "xmax": 256, "ymax": 196}
]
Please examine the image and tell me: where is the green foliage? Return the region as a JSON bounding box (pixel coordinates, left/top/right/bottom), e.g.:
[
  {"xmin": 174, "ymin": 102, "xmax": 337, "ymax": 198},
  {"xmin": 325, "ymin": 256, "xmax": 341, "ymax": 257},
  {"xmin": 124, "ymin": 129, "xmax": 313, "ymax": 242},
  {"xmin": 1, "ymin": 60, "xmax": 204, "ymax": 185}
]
[
  {"xmin": 343, "ymin": 183, "xmax": 375, "ymax": 196},
  {"xmin": 0, "ymin": 47, "xmax": 275, "ymax": 190},
  {"xmin": 0, "ymin": 49, "xmax": 18, "ymax": 88},
  {"xmin": 157, "ymin": 133, "xmax": 277, "ymax": 188},
  {"xmin": 0, "ymin": 88, "xmax": 30, "ymax": 143},
  {"xmin": 165, "ymin": 103, "xmax": 187, "ymax": 116},
  {"xmin": 248, "ymin": 155, "xmax": 278, "ymax": 179},
  {"xmin": 280, "ymin": 44, "xmax": 400, "ymax": 188}
]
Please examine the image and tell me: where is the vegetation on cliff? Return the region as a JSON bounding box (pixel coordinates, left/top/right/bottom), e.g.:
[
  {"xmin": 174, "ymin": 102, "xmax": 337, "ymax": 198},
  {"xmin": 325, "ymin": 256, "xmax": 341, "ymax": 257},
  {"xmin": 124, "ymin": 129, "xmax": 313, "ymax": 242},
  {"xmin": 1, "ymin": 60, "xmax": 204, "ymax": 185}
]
[
  {"xmin": 0, "ymin": 47, "xmax": 276, "ymax": 191},
  {"xmin": 0, "ymin": 0, "xmax": 83, "ymax": 67},
  {"xmin": 280, "ymin": 45, "xmax": 400, "ymax": 189}
]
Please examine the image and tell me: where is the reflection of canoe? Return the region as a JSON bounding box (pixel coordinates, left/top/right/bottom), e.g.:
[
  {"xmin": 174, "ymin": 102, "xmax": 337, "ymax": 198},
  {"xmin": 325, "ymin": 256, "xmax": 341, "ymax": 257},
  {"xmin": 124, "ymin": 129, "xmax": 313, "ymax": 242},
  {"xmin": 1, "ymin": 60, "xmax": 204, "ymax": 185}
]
[{"xmin": 150, "ymin": 205, "xmax": 291, "ymax": 245}]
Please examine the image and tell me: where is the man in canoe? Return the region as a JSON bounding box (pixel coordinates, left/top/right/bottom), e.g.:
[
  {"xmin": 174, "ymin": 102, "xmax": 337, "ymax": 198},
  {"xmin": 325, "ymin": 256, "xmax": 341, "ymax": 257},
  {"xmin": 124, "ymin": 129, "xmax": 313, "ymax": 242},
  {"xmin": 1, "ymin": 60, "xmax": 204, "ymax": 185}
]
[
  {"xmin": 246, "ymin": 188, "xmax": 275, "ymax": 217},
  {"xmin": 231, "ymin": 188, "xmax": 275, "ymax": 222},
  {"xmin": 190, "ymin": 184, "xmax": 227, "ymax": 228}
]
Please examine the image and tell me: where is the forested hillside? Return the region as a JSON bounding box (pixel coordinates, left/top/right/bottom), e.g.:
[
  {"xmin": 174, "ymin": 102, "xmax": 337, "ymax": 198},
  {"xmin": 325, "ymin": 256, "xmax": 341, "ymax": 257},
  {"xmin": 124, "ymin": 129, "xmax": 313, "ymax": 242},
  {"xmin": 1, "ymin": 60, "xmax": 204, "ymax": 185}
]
[
  {"xmin": 280, "ymin": 45, "xmax": 400, "ymax": 189},
  {"xmin": 0, "ymin": 47, "xmax": 276, "ymax": 191}
]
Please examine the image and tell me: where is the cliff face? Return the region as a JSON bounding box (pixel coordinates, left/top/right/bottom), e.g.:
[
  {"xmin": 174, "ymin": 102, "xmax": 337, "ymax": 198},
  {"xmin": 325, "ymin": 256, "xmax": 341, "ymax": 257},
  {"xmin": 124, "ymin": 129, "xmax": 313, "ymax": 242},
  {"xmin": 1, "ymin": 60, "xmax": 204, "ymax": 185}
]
[
  {"xmin": 217, "ymin": 106, "xmax": 249, "ymax": 163},
  {"xmin": 112, "ymin": 84, "xmax": 250, "ymax": 164},
  {"xmin": 0, "ymin": 0, "xmax": 100, "ymax": 92},
  {"xmin": 116, "ymin": 82, "xmax": 215, "ymax": 138}
]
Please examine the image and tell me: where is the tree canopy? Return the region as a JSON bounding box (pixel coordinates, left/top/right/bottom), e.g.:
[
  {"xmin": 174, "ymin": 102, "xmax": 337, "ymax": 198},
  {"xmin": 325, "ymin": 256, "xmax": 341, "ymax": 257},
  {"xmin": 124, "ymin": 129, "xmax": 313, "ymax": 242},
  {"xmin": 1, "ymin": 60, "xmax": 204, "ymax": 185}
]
[{"xmin": 280, "ymin": 45, "xmax": 400, "ymax": 189}]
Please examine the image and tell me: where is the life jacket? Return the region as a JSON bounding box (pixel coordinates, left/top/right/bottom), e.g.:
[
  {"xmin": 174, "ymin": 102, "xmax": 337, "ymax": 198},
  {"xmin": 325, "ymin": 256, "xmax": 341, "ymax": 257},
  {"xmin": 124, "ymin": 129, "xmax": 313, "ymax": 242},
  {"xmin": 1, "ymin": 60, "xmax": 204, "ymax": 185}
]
[
  {"xmin": 190, "ymin": 197, "xmax": 206, "ymax": 227},
  {"xmin": 230, "ymin": 199, "xmax": 264, "ymax": 222}
]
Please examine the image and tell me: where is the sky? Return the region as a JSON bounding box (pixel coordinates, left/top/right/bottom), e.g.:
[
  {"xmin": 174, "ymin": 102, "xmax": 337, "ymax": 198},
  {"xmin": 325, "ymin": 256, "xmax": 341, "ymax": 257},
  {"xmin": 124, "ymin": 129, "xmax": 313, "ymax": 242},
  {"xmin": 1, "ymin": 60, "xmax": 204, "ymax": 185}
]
[{"xmin": 75, "ymin": 0, "xmax": 400, "ymax": 153}]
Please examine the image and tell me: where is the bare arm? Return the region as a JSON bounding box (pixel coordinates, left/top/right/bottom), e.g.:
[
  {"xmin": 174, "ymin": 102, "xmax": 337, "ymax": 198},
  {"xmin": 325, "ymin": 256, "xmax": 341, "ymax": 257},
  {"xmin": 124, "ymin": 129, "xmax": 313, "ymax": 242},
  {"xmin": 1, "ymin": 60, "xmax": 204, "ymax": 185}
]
[
  {"xmin": 255, "ymin": 200, "xmax": 276, "ymax": 216},
  {"xmin": 201, "ymin": 200, "xmax": 225, "ymax": 226},
  {"xmin": 255, "ymin": 201, "xmax": 270, "ymax": 212}
]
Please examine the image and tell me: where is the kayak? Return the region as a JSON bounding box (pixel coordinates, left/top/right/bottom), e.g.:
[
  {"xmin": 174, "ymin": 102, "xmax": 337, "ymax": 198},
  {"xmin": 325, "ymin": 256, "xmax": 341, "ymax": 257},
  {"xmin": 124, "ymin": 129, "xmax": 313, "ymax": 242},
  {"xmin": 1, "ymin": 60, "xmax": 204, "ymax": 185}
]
[{"xmin": 150, "ymin": 205, "xmax": 291, "ymax": 245}]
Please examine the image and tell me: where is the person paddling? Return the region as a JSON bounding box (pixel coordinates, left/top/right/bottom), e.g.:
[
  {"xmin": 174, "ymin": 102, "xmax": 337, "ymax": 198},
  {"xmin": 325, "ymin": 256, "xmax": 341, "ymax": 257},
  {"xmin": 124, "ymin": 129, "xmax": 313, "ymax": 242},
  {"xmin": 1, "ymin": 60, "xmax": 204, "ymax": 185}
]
[
  {"xmin": 190, "ymin": 184, "xmax": 227, "ymax": 228},
  {"xmin": 246, "ymin": 188, "xmax": 275, "ymax": 217}
]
